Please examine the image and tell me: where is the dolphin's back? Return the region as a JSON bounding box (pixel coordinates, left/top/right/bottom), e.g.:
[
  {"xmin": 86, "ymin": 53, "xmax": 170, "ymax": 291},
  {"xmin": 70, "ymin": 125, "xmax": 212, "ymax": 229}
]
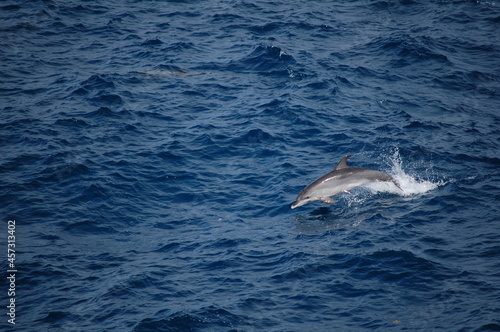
[
  {"xmin": 299, "ymin": 167, "xmax": 396, "ymax": 199},
  {"xmin": 348, "ymin": 167, "xmax": 393, "ymax": 182},
  {"xmin": 335, "ymin": 167, "xmax": 401, "ymax": 190}
]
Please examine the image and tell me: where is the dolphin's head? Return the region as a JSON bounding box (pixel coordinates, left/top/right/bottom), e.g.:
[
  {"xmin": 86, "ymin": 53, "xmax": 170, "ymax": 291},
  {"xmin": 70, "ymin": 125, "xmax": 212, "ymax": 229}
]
[{"xmin": 291, "ymin": 189, "xmax": 317, "ymax": 209}]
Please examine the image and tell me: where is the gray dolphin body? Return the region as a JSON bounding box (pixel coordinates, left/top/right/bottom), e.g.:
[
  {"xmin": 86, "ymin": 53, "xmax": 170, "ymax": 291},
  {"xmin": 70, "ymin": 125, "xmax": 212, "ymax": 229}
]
[{"xmin": 291, "ymin": 155, "xmax": 402, "ymax": 209}]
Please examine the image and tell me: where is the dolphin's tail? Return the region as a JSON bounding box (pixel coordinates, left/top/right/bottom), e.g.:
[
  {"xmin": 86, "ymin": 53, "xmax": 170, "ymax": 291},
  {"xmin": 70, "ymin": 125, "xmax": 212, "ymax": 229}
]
[{"xmin": 391, "ymin": 178, "xmax": 403, "ymax": 191}]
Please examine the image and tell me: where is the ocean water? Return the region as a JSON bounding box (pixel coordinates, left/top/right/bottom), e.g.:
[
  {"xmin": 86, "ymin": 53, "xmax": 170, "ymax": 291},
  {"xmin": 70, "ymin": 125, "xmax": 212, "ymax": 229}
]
[{"xmin": 1, "ymin": 0, "xmax": 499, "ymax": 331}]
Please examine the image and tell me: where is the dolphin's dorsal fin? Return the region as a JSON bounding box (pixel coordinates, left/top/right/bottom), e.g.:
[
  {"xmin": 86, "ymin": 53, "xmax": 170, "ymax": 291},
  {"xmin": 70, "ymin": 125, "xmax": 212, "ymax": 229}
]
[{"xmin": 334, "ymin": 155, "xmax": 352, "ymax": 170}]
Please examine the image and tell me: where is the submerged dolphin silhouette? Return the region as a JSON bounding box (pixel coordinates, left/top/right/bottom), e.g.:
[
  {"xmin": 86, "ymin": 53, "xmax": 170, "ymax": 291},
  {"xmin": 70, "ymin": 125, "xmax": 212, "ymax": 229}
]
[{"xmin": 291, "ymin": 155, "xmax": 402, "ymax": 209}]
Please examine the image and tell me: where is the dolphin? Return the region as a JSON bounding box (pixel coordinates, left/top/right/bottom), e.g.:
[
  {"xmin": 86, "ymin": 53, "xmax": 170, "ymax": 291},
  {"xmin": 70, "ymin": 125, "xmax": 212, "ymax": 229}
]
[{"xmin": 291, "ymin": 155, "xmax": 402, "ymax": 209}]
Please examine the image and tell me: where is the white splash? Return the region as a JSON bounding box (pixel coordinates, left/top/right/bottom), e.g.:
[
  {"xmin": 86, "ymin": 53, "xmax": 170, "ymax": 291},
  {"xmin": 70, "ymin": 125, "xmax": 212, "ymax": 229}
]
[{"xmin": 365, "ymin": 149, "xmax": 443, "ymax": 197}]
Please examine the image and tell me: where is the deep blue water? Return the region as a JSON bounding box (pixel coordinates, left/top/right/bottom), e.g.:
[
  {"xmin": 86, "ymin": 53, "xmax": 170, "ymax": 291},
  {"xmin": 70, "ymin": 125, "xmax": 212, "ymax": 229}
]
[{"xmin": 1, "ymin": 0, "xmax": 500, "ymax": 331}]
